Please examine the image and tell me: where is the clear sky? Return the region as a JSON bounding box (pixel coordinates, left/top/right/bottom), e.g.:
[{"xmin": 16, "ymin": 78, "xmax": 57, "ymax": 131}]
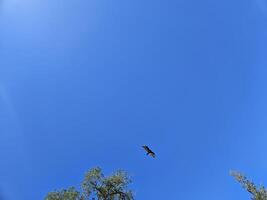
[{"xmin": 0, "ymin": 0, "xmax": 267, "ymax": 199}]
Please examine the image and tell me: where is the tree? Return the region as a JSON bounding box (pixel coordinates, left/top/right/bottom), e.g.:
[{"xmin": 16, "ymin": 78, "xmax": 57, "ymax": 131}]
[
  {"xmin": 45, "ymin": 167, "xmax": 134, "ymax": 200},
  {"xmin": 231, "ymin": 171, "xmax": 267, "ymax": 200}
]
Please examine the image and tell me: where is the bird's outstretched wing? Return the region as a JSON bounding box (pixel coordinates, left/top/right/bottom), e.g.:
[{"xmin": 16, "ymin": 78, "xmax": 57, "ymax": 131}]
[{"xmin": 142, "ymin": 145, "xmax": 150, "ymax": 152}]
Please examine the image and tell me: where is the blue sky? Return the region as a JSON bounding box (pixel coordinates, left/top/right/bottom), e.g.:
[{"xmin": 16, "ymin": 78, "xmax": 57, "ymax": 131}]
[{"xmin": 0, "ymin": 0, "xmax": 267, "ymax": 199}]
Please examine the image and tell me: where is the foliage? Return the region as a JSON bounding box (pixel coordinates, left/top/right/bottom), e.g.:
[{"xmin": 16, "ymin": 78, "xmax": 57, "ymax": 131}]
[
  {"xmin": 231, "ymin": 171, "xmax": 267, "ymax": 200},
  {"xmin": 45, "ymin": 167, "xmax": 134, "ymax": 200},
  {"xmin": 45, "ymin": 187, "xmax": 80, "ymax": 200}
]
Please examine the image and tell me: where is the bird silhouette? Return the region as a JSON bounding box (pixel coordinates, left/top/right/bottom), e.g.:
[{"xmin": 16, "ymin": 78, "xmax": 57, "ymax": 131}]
[{"xmin": 142, "ymin": 145, "xmax": 156, "ymax": 158}]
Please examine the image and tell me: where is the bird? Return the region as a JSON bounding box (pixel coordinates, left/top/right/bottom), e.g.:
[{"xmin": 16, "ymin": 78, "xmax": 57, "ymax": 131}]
[{"xmin": 142, "ymin": 145, "xmax": 156, "ymax": 158}]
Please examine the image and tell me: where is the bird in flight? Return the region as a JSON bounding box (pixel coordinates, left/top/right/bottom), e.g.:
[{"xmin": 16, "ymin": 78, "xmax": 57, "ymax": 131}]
[{"xmin": 142, "ymin": 145, "xmax": 156, "ymax": 158}]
